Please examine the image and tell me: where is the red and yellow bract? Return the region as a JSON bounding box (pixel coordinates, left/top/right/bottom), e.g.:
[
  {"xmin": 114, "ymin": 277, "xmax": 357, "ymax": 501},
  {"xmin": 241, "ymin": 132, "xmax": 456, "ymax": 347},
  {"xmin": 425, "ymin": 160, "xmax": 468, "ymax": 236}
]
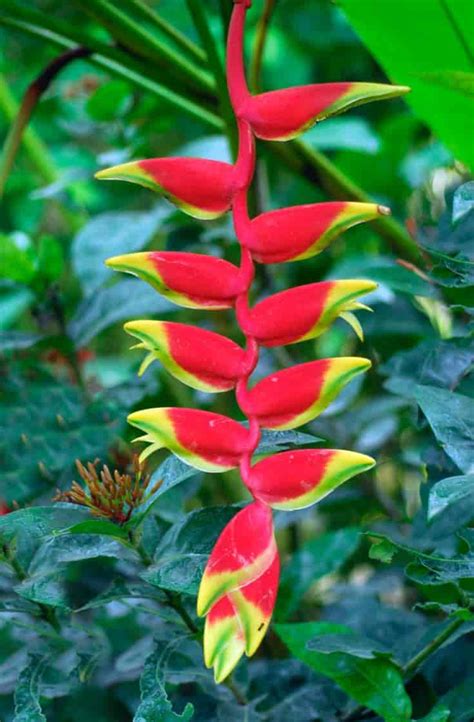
[{"xmin": 97, "ymin": 0, "xmax": 407, "ymax": 683}]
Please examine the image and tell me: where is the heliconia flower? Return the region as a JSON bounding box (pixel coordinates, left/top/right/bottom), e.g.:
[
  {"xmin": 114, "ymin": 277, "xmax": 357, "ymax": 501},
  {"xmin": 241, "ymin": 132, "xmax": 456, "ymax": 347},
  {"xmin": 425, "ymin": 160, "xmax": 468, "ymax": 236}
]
[
  {"xmin": 237, "ymin": 82, "xmax": 410, "ymax": 141},
  {"xmin": 204, "ymin": 554, "xmax": 279, "ymax": 682},
  {"xmin": 197, "ymin": 501, "xmax": 276, "ymax": 617},
  {"xmin": 246, "ymin": 202, "xmax": 388, "ymax": 264},
  {"xmin": 124, "ymin": 320, "xmax": 248, "ymax": 391},
  {"xmin": 240, "ymin": 279, "xmax": 377, "ymax": 347},
  {"xmin": 0, "ymin": 502, "xmax": 10, "ymax": 516},
  {"xmin": 246, "ymin": 448, "xmax": 375, "ymax": 510},
  {"xmin": 239, "ymin": 357, "xmax": 371, "ymax": 430},
  {"xmin": 106, "ymin": 251, "xmax": 243, "ymax": 310},
  {"xmin": 96, "ymin": 157, "xmax": 236, "ymax": 219},
  {"xmin": 127, "ymin": 407, "xmax": 252, "ymax": 471}
]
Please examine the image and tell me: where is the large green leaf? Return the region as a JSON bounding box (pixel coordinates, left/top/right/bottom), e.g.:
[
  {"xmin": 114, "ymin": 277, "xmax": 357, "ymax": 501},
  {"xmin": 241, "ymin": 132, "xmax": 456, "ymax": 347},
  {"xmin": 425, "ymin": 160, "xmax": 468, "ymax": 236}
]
[
  {"xmin": 275, "ymin": 622, "xmax": 412, "ymax": 722},
  {"xmin": 415, "ymin": 385, "xmax": 474, "ymax": 473},
  {"xmin": 13, "ymin": 654, "xmax": 48, "ymax": 722},
  {"xmin": 339, "ymin": 0, "xmax": 474, "ymax": 169},
  {"xmin": 142, "ymin": 506, "xmax": 238, "ymax": 595},
  {"xmin": 428, "ymin": 475, "xmax": 474, "ymax": 520}
]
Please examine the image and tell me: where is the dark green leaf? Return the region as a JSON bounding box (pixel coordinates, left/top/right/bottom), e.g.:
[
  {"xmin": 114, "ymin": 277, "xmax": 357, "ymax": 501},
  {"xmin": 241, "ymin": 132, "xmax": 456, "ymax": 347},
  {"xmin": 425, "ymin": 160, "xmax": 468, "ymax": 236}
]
[
  {"xmin": 71, "ymin": 207, "xmax": 169, "ymax": 295},
  {"xmin": 68, "ymin": 277, "xmax": 174, "ymax": 345},
  {"xmin": 134, "ymin": 641, "xmax": 194, "ymax": 722},
  {"xmin": 307, "ymin": 632, "xmax": 393, "ymax": 659},
  {"xmin": 415, "ymin": 385, "xmax": 474, "ymax": 473},
  {"xmin": 275, "ymin": 622, "xmax": 411, "ymax": 722},
  {"xmin": 13, "ymin": 654, "xmax": 48, "ymax": 722},
  {"xmin": 142, "ymin": 506, "xmax": 238, "ymax": 595},
  {"xmin": 428, "ymin": 475, "xmax": 474, "ymax": 520}
]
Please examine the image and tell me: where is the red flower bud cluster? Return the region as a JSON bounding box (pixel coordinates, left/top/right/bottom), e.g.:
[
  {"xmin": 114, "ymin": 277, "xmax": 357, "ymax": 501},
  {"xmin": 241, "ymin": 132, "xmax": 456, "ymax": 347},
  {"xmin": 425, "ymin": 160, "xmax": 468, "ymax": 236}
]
[{"xmin": 96, "ymin": 1, "xmax": 408, "ymax": 682}]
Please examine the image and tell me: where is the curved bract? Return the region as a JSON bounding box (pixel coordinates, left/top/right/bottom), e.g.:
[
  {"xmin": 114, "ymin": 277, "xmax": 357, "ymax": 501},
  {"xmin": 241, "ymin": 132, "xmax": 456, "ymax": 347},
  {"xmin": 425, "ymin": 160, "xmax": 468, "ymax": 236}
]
[
  {"xmin": 240, "ymin": 357, "xmax": 371, "ymax": 430},
  {"xmin": 238, "ymin": 82, "xmax": 410, "ymax": 141},
  {"xmin": 124, "ymin": 320, "xmax": 247, "ymax": 391},
  {"xmin": 106, "ymin": 251, "xmax": 243, "ymax": 310},
  {"xmin": 128, "ymin": 407, "xmax": 252, "ymax": 471},
  {"xmin": 96, "ymin": 157, "xmax": 236, "ymax": 219},
  {"xmin": 100, "ymin": 0, "xmax": 404, "ymax": 683},
  {"xmin": 247, "ymin": 202, "xmax": 388, "ymax": 264},
  {"xmin": 246, "ymin": 449, "xmax": 375, "ymax": 509},
  {"xmin": 241, "ymin": 280, "xmax": 377, "ymax": 347}
]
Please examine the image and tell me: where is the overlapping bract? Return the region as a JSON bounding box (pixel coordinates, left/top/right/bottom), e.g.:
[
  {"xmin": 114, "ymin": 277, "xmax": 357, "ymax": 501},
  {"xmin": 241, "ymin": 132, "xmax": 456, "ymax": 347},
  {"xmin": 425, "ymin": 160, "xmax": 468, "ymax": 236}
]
[{"xmin": 96, "ymin": 0, "xmax": 404, "ymax": 684}]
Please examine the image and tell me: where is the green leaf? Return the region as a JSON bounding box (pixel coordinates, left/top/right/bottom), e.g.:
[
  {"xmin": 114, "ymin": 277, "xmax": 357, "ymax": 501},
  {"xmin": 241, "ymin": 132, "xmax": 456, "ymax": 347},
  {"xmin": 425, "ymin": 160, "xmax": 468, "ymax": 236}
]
[
  {"xmin": 418, "ymin": 70, "xmax": 474, "ymax": 99},
  {"xmin": 453, "ymin": 181, "xmax": 474, "ymax": 222},
  {"xmin": 71, "ymin": 207, "xmax": 169, "ymax": 296},
  {"xmin": 276, "ymin": 527, "xmax": 361, "ymax": 619},
  {"xmin": 0, "ymin": 234, "xmax": 36, "ymax": 284},
  {"xmin": 383, "ymin": 338, "xmax": 474, "ymax": 398},
  {"xmin": 79, "ymin": 579, "xmax": 163, "ymax": 611},
  {"xmin": 415, "ymin": 385, "xmax": 474, "ymax": 473},
  {"xmin": 1, "ymin": 365, "xmax": 126, "ymax": 504},
  {"xmin": 339, "ymin": 0, "xmax": 474, "ymax": 169},
  {"xmin": 36, "ymin": 234, "xmax": 64, "ymax": 283},
  {"xmin": 68, "ymin": 277, "xmax": 174, "ymax": 345},
  {"xmin": 439, "ymin": 676, "xmax": 474, "ymax": 722},
  {"xmin": 134, "ymin": 641, "xmax": 194, "ymax": 722},
  {"xmin": 256, "ymin": 429, "xmax": 323, "ymax": 454},
  {"xmin": 142, "ymin": 506, "xmax": 238, "ymax": 595},
  {"xmin": 428, "ymin": 475, "xmax": 474, "ymax": 520},
  {"xmin": 13, "ymin": 654, "xmax": 48, "ymax": 722},
  {"xmin": 416, "ymin": 705, "xmax": 451, "ymax": 722},
  {"xmin": 0, "ymin": 287, "xmax": 35, "ymax": 330},
  {"xmin": 66, "ymin": 518, "xmax": 130, "ymax": 540},
  {"xmin": 0, "ymin": 505, "xmax": 92, "ymax": 568},
  {"xmin": 307, "ymin": 632, "xmax": 392, "ymax": 659},
  {"xmin": 27, "ymin": 533, "xmax": 133, "ymax": 575},
  {"xmin": 86, "ymin": 79, "xmax": 133, "ymax": 121},
  {"xmin": 0, "ymin": 331, "xmax": 43, "ymax": 351},
  {"xmin": 129, "ymin": 455, "xmax": 199, "ymax": 528},
  {"xmin": 275, "ymin": 622, "xmax": 412, "ymax": 722}
]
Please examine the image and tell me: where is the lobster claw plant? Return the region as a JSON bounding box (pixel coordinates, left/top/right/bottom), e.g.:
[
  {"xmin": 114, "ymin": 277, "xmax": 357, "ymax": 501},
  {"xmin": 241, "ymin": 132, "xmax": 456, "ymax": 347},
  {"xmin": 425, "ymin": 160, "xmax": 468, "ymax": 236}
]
[{"xmin": 97, "ymin": 0, "xmax": 409, "ymax": 682}]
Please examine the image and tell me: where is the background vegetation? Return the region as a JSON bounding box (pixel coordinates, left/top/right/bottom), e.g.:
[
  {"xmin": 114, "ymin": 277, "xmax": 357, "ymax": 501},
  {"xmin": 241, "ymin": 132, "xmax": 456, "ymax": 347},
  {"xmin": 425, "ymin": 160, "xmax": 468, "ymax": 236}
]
[{"xmin": 0, "ymin": 1, "xmax": 473, "ymax": 720}]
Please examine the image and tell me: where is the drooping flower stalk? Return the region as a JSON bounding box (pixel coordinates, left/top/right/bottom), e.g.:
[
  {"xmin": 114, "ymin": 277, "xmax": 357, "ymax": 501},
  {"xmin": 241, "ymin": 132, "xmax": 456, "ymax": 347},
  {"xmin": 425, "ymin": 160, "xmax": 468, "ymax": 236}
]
[{"xmin": 96, "ymin": 0, "xmax": 409, "ymax": 682}]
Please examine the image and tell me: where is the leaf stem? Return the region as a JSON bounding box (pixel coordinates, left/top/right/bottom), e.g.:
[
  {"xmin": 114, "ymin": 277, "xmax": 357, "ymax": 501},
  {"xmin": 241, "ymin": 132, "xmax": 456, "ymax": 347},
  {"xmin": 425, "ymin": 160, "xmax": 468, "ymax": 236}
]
[
  {"xmin": 249, "ymin": 0, "xmax": 277, "ymax": 92},
  {"xmin": 0, "ymin": 47, "xmax": 89, "ymax": 199},
  {"xmin": 186, "ymin": 0, "xmax": 238, "ymax": 158},
  {"xmin": 403, "ymin": 616, "xmax": 465, "ymax": 678}
]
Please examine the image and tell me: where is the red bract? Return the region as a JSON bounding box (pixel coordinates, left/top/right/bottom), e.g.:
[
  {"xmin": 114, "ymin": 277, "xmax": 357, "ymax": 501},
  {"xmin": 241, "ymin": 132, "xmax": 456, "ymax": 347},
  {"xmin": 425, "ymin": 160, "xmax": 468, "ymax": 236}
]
[
  {"xmin": 99, "ymin": 0, "xmax": 405, "ymax": 682},
  {"xmin": 106, "ymin": 251, "xmax": 243, "ymax": 309},
  {"xmin": 0, "ymin": 502, "xmax": 10, "ymax": 515},
  {"xmin": 237, "ymin": 82, "xmax": 410, "ymax": 141},
  {"xmin": 239, "ymin": 280, "xmax": 376, "ymax": 347},
  {"xmin": 97, "ymin": 157, "xmax": 236, "ymax": 220},
  {"xmin": 247, "ymin": 202, "xmax": 388, "ymax": 264},
  {"xmin": 124, "ymin": 320, "xmax": 248, "ymax": 391}
]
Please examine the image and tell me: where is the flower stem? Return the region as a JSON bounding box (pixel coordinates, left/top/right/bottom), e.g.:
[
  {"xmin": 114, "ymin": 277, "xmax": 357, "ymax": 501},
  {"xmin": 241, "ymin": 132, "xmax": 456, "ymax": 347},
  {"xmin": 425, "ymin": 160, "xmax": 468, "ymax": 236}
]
[
  {"xmin": 249, "ymin": 0, "xmax": 277, "ymax": 92},
  {"xmin": 403, "ymin": 616, "xmax": 465, "ymax": 678}
]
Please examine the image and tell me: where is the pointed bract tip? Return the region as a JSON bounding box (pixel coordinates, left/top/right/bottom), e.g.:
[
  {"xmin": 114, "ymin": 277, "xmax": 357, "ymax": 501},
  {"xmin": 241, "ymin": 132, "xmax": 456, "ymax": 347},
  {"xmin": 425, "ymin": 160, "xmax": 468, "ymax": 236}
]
[
  {"xmin": 378, "ymin": 205, "xmax": 391, "ymax": 216},
  {"xmin": 95, "ymin": 161, "xmax": 140, "ymax": 181}
]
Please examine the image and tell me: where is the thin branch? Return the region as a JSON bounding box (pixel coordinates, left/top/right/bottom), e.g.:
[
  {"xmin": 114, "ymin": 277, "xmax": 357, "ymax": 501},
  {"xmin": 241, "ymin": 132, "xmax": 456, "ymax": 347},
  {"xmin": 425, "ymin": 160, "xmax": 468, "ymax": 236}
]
[
  {"xmin": 250, "ymin": 0, "xmax": 277, "ymax": 92},
  {"xmin": 403, "ymin": 616, "xmax": 465, "ymax": 678},
  {"xmin": 0, "ymin": 47, "xmax": 90, "ymax": 199}
]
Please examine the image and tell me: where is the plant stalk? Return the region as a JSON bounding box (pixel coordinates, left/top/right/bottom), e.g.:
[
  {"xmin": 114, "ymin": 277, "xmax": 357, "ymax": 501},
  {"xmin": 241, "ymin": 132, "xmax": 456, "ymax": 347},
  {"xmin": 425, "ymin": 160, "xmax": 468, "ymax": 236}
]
[
  {"xmin": 0, "ymin": 47, "xmax": 91, "ymax": 198},
  {"xmin": 249, "ymin": 0, "xmax": 277, "ymax": 92}
]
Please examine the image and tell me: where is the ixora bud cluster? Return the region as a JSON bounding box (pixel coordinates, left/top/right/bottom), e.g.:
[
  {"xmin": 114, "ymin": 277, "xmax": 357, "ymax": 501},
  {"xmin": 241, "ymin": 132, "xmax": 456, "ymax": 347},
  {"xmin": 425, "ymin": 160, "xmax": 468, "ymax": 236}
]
[{"xmin": 96, "ymin": 0, "xmax": 408, "ymax": 683}]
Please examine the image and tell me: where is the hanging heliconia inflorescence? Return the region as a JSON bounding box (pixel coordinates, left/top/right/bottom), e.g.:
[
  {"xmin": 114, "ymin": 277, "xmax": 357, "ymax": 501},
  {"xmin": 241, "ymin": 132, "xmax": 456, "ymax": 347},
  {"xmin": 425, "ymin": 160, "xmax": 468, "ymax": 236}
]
[{"xmin": 96, "ymin": 0, "xmax": 409, "ymax": 683}]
